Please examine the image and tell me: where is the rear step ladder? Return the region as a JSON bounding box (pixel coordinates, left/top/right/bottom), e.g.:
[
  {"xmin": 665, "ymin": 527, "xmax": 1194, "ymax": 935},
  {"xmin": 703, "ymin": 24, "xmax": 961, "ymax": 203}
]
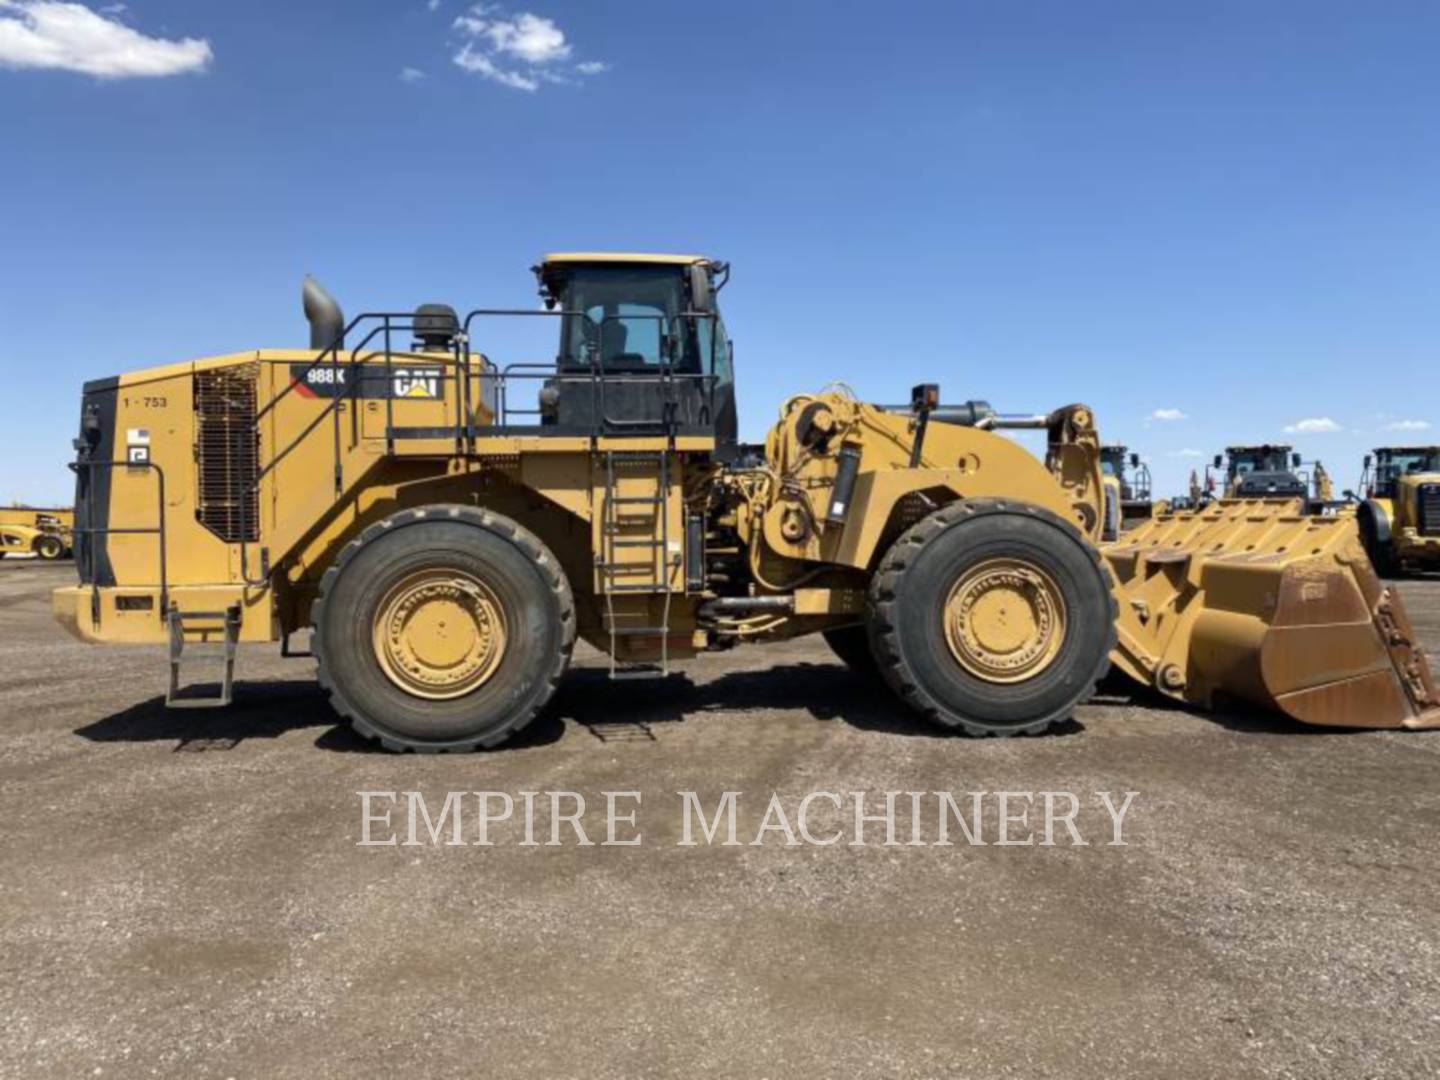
[
  {"xmin": 598, "ymin": 450, "xmax": 676, "ymax": 680},
  {"xmin": 166, "ymin": 606, "xmax": 241, "ymax": 708}
]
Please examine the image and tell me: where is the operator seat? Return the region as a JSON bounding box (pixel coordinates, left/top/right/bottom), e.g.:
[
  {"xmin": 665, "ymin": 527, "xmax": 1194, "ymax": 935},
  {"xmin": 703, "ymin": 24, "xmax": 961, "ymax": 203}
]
[{"xmin": 598, "ymin": 320, "xmax": 649, "ymax": 371}]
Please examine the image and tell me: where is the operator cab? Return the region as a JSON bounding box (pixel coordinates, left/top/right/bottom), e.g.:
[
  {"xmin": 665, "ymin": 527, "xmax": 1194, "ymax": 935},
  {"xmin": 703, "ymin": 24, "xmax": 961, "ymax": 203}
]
[
  {"xmin": 1223, "ymin": 444, "xmax": 1307, "ymax": 498},
  {"xmin": 1365, "ymin": 447, "xmax": 1440, "ymax": 498},
  {"xmin": 1101, "ymin": 445, "xmax": 1142, "ymax": 501},
  {"xmin": 533, "ymin": 253, "xmax": 737, "ymax": 452}
]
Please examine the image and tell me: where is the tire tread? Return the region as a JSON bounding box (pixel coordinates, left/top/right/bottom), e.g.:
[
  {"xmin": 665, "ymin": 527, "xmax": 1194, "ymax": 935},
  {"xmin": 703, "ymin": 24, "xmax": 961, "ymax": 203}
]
[
  {"xmin": 311, "ymin": 505, "xmax": 575, "ymax": 753},
  {"xmin": 866, "ymin": 499, "xmax": 1118, "ymax": 736}
]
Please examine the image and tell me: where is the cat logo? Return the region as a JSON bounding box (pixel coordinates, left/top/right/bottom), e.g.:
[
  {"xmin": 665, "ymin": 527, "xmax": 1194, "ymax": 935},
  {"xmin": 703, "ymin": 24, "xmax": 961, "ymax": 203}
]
[{"xmin": 392, "ymin": 369, "xmax": 440, "ymax": 399}]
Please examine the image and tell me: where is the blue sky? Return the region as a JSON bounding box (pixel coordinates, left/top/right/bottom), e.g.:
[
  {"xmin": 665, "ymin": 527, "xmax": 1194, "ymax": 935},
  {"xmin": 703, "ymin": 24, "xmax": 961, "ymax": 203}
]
[{"xmin": 2, "ymin": 0, "xmax": 1437, "ymax": 504}]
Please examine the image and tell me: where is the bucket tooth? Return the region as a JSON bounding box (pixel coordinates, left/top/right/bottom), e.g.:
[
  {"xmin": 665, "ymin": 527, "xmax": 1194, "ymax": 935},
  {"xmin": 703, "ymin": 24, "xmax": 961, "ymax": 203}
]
[{"xmin": 1103, "ymin": 499, "xmax": 1440, "ymax": 730}]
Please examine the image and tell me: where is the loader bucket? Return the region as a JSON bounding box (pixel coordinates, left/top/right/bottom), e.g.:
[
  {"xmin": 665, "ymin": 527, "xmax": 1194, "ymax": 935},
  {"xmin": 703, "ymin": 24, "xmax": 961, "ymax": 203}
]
[{"xmin": 1102, "ymin": 499, "xmax": 1440, "ymax": 729}]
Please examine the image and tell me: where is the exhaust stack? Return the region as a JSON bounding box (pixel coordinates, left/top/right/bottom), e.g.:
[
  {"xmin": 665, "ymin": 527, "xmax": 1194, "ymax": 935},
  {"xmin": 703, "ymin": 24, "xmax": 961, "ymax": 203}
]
[{"xmin": 302, "ymin": 275, "xmax": 345, "ymax": 351}]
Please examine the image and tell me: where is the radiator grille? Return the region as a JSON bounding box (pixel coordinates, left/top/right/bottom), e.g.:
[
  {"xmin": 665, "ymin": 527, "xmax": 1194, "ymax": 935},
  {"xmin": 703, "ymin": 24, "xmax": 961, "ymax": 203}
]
[
  {"xmin": 1420, "ymin": 484, "xmax": 1440, "ymax": 537},
  {"xmin": 195, "ymin": 365, "xmax": 259, "ymax": 543}
]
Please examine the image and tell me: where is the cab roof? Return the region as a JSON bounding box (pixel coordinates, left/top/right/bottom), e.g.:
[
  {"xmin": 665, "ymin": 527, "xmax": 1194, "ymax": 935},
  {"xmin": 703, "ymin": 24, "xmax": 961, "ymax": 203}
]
[
  {"xmin": 1374, "ymin": 445, "xmax": 1440, "ymax": 454},
  {"xmin": 540, "ymin": 252, "xmax": 709, "ymax": 266}
]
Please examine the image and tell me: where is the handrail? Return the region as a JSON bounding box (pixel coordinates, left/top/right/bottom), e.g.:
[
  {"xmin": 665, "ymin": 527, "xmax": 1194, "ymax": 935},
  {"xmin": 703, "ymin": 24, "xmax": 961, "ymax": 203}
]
[
  {"xmin": 236, "ymin": 305, "xmax": 725, "ymax": 586},
  {"xmin": 68, "ymin": 459, "xmax": 168, "ymax": 626}
]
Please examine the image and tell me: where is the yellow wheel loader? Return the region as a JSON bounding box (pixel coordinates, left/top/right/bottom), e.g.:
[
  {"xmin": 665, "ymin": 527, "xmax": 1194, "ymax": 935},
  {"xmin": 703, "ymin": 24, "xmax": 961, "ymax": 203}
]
[
  {"xmin": 1354, "ymin": 447, "xmax": 1440, "ymax": 575},
  {"xmin": 0, "ymin": 507, "xmax": 74, "ymax": 560},
  {"xmin": 52, "ymin": 255, "xmax": 1440, "ymax": 748},
  {"xmin": 1205, "ymin": 445, "xmax": 1309, "ymax": 502},
  {"xmin": 1099, "ymin": 445, "xmax": 1152, "ymax": 539},
  {"xmin": 1203, "ymin": 445, "xmax": 1342, "ymax": 512},
  {"xmin": 1, "ymin": 522, "xmax": 69, "ymax": 560}
]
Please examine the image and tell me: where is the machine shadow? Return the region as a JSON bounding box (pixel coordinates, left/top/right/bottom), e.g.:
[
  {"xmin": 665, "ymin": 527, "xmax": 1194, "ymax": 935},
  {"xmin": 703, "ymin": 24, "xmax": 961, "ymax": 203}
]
[
  {"xmin": 552, "ymin": 661, "xmax": 1085, "ymax": 740},
  {"xmin": 74, "ymin": 657, "xmax": 1356, "ymax": 750},
  {"xmin": 74, "ymin": 678, "xmax": 571, "ymax": 753},
  {"xmin": 1092, "ymin": 668, "xmax": 1364, "ymax": 737},
  {"xmin": 75, "ymin": 679, "xmax": 346, "ymax": 751},
  {"xmin": 76, "ymin": 660, "xmax": 1090, "ymax": 751}
]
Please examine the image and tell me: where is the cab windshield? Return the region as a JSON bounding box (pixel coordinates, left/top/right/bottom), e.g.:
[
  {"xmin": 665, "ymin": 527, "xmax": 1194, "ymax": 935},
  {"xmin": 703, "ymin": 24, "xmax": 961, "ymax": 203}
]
[
  {"xmin": 548, "ymin": 262, "xmax": 734, "ymax": 426},
  {"xmin": 1231, "ymin": 450, "xmax": 1287, "ymax": 475},
  {"xmin": 1377, "ymin": 450, "xmax": 1440, "ymax": 491},
  {"xmin": 557, "ymin": 265, "xmax": 688, "ymax": 371}
]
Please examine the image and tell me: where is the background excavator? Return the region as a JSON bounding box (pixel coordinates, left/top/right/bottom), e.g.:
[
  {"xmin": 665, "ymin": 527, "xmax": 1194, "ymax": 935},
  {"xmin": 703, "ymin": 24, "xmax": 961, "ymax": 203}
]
[{"xmin": 52, "ymin": 255, "xmax": 1439, "ymax": 749}]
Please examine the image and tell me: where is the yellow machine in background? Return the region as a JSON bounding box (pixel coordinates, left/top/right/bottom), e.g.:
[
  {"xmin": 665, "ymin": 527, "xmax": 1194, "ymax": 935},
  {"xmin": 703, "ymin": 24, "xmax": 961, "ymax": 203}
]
[
  {"xmin": 0, "ymin": 507, "xmax": 73, "ymax": 560},
  {"xmin": 1207, "ymin": 445, "xmax": 1309, "ymax": 501},
  {"xmin": 1356, "ymin": 447, "xmax": 1440, "ymax": 575},
  {"xmin": 52, "ymin": 256, "xmax": 1440, "ymax": 747},
  {"xmin": 1203, "ymin": 445, "xmax": 1341, "ymax": 512},
  {"xmin": 1099, "ymin": 445, "xmax": 1153, "ymax": 539}
]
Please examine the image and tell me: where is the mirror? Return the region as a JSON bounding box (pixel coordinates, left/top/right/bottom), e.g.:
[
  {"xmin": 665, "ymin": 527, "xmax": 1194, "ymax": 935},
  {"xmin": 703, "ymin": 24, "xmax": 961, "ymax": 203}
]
[
  {"xmin": 1292, "ymin": 453, "xmax": 1302, "ymax": 468},
  {"xmin": 1363, "ymin": 454, "xmax": 1372, "ymax": 468},
  {"xmin": 1213, "ymin": 454, "xmax": 1223, "ymax": 469},
  {"xmin": 1129, "ymin": 452, "xmax": 1140, "ymax": 469},
  {"xmin": 688, "ymin": 263, "xmax": 714, "ymax": 314}
]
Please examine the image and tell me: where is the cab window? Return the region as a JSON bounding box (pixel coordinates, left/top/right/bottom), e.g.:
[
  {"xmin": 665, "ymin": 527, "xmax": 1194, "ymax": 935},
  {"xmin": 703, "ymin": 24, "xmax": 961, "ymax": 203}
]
[
  {"xmin": 557, "ymin": 266, "xmax": 683, "ymax": 370},
  {"xmin": 697, "ymin": 314, "xmax": 733, "ymax": 389}
]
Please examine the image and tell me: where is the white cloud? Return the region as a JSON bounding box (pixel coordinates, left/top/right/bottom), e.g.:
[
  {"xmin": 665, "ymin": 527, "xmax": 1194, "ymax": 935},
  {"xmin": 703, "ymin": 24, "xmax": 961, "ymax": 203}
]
[
  {"xmin": 451, "ymin": 6, "xmax": 603, "ymax": 90},
  {"xmin": 481, "ymin": 11, "xmax": 568, "ymax": 62},
  {"xmin": 453, "ymin": 41, "xmax": 537, "ymax": 90},
  {"xmin": 1150, "ymin": 408, "xmax": 1187, "ymax": 422},
  {"xmin": 1385, "ymin": 419, "xmax": 1431, "ymax": 432},
  {"xmin": 0, "ymin": 0, "xmax": 211, "ymax": 78},
  {"xmin": 1167, "ymin": 448, "xmax": 1203, "ymax": 458},
  {"xmin": 400, "ymin": 65, "xmax": 425, "ymax": 82},
  {"xmin": 427, "ymin": 0, "xmax": 440, "ymax": 9},
  {"xmin": 1283, "ymin": 417, "xmax": 1342, "ymax": 434}
]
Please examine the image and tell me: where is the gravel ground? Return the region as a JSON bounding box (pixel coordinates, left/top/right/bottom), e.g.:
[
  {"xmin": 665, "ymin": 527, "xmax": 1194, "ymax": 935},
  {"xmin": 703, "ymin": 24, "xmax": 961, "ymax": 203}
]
[{"xmin": 2, "ymin": 559, "xmax": 1439, "ymax": 1079}]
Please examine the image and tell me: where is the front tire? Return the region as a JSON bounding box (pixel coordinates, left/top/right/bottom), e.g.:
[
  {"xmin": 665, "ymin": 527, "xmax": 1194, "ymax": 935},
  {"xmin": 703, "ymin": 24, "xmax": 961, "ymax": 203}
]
[
  {"xmin": 313, "ymin": 505, "xmax": 575, "ymax": 752},
  {"xmin": 1358, "ymin": 509, "xmax": 1399, "ymax": 578},
  {"xmin": 33, "ymin": 535, "xmax": 65, "ymax": 561},
  {"xmin": 867, "ymin": 500, "xmax": 1116, "ymax": 736}
]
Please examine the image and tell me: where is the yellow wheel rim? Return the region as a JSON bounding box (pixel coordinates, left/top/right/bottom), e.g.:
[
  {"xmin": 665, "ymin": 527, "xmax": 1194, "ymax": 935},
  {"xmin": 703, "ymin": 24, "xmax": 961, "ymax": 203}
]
[
  {"xmin": 943, "ymin": 557, "xmax": 1067, "ymax": 683},
  {"xmin": 373, "ymin": 569, "xmax": 507, "ymax": 700}
]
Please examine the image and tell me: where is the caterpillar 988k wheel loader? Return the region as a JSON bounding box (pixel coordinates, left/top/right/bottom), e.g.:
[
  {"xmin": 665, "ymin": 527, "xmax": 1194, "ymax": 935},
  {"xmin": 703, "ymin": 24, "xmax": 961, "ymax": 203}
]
[{"xmin": 53, "ymin": 255, "xmax": 1440, "ymax": 749}]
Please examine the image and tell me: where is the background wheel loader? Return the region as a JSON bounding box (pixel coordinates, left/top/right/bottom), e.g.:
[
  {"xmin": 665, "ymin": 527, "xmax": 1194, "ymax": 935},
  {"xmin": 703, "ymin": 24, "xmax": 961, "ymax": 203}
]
[
  {"xmin": 1353, "ymin": 447, "xmax": 1440, "ymax": 575},
  {"xmin": 53, "ymin": 255, "xmax": 1440, "ymax": 749},
  {"xmin": 0, "ymin": 507, "xmax": 73, "ymax": 560},
  {"xmin": 1099, "ymin": 444, "xmax": 1152, "ymax": 539},
  {"xmin": 1202, "ymin": 445, "xmax": 1342, "ymax": 512}
]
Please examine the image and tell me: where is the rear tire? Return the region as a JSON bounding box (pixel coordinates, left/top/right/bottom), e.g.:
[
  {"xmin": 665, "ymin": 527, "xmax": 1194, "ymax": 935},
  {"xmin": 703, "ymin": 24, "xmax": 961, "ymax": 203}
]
[
  {"xmin": 33, "ymin": 535, "xmax": 65, "ymax": 561},
  {"xmin": 823, "ymin": 625, "xmax": 878, "ymax": 678},
  {"xmin": 867, "ymin": 500, "xmax": 1116, "ymax": 736},
  {"xmin": 313, "ymin": 505, "xmax": 575, "ymax": 752}
]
